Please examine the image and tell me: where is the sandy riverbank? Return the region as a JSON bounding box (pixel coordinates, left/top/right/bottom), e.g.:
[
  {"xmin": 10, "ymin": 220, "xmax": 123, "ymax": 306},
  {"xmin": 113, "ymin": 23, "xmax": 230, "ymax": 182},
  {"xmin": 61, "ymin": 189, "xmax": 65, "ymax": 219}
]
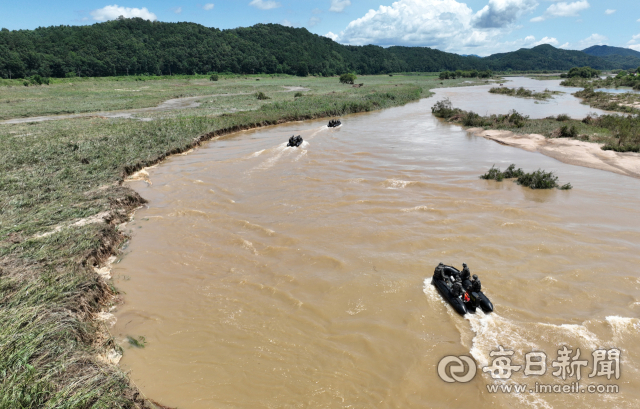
[{"xmin": 467, "ymin": 127, "xmax": 640, "ymax": 179}]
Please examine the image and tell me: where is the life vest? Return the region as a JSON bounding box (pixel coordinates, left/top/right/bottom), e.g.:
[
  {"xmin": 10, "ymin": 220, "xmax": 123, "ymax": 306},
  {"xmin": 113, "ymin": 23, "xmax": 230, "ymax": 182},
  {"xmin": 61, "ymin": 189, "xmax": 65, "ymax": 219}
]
[{"xmin": 463, "ymin": 292, "xmax": 470, "ymax": 302}]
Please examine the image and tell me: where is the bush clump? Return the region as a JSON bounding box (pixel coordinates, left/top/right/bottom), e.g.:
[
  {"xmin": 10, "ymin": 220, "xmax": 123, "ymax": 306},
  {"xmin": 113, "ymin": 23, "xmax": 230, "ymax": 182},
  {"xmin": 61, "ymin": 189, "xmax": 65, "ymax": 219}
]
[
  {"xmin": 556, "ymin": 114, "xmax": 571, "ymax": 121},
  {"xmin": 480, "ymin": 165, "xmax": 505, "ymax": 181},
  {"xmin": 502, "ymin": 164, "xmax": 525, "ymax": 178},
  {"xmin": 480, "ymin": 164, "xmax": 524, "ymax": 181},
  {"xmin": 516, "ymin": 169, "xmax": 572, "ymax": 190},
  {"xmin": 431, "ymin": 98, "xmax": 460, "ymax": 119},
  {"xmin": 209, "ymin": 74, "xmax": 219, "ymax": 81},
  {"xmin": 256, "ymin": 91, "xmax": 270, "ymax": 100},
  {"xmin": 339, "ymin": 73, "xmax": 357, "ymax": 84},
  {"xmin": 558, "ymin": 125, "xmax": 578, "ymax": 138},
  {"xmin": 294, "ymin": 91, "xmax": 303, "ymax": 98},
  {"xmin": 481, "ymin": 165, "xmax": 571, "ymax": 189}
]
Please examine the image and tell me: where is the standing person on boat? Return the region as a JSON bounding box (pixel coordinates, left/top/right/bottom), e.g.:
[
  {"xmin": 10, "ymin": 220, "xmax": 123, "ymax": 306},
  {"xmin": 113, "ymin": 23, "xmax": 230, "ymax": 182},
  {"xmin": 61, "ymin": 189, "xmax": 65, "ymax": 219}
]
[
  {"xmin": 460, "ymin": 263, "xmax": 471, "ymax": 282},
  {"xmin": 461, "ymin": 263, "xmax": 472, "ymax": 290},
  {"xmin": 470, "ymin": 274, "xmax": 482, "ymax": 293}
]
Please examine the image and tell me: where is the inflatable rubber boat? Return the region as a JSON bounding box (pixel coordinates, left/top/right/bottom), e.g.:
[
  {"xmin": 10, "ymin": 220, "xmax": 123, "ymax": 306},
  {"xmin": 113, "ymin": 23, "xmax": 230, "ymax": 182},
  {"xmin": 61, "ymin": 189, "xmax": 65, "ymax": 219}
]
[
  {"xmin": 328, "ymin": 119, "xmax": 341, "ymax": 128},
  {"xmin": 431, "ymin": 264, "xmax": 494, "ymax": 315},
  {"xmin": 287, "ymin": 135, "xmax": 303, "ymax": 147}
]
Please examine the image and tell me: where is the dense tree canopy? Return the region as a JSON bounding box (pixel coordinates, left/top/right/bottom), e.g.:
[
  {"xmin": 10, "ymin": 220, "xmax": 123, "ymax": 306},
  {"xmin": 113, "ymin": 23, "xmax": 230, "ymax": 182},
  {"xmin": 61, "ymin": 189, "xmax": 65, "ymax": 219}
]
[{"xmin": 0, "ymin": 19, "xmax": 634, "ymax": 79}]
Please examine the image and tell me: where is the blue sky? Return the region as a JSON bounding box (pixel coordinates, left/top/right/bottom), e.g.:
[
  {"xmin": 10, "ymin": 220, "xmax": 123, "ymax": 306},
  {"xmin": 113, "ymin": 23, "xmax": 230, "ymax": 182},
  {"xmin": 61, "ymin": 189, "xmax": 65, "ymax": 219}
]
[{"xmin": 1, "ymin": 0, "xmax": 639, "ymax": 56}]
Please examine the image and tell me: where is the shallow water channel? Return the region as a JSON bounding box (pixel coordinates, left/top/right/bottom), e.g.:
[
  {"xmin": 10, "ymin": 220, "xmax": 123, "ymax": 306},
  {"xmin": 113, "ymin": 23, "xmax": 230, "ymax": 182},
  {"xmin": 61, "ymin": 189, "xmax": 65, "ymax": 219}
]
[
  {"xmin": 113, "ymin": 79, "xmax": 640, "ymax": 409},
  {"xmin": 432, "ymin": 76, "xmax": 613, "ymax": 119}
]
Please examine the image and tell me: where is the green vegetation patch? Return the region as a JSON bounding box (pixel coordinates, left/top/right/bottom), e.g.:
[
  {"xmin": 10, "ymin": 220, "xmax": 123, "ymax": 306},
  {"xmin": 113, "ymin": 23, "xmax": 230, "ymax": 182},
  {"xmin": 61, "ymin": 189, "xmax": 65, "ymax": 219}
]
[
  {"xmin": 572, "ymin": 87, "xmax": 640, "ymax": 115},
  {"xmin": 480, "ymin": 164, "xmax": 571, "ymax": 190},
  {"xmin": 489, "ymin": 86, "xmax": 561, "ymax": 100},
  {"xmin": 516, "ymin": 169, "xmax": 573, "ymax": 190}
]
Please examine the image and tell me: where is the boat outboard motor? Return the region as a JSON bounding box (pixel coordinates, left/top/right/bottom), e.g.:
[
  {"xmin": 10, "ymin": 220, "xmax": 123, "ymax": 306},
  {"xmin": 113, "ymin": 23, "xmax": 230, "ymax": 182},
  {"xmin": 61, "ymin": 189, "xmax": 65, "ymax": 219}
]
[
  {"xmin": 328, "ymin": 119, "xmax": 341, "ymax": 128},
  {"xmin": 287, "ymin": 135, "xmax": 303, "ymax": 147}
]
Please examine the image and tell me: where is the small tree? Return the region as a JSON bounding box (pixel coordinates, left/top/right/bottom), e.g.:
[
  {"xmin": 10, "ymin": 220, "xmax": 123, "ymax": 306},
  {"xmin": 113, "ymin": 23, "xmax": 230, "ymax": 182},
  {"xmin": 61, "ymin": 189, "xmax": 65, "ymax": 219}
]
[
  {"xmin": 296, "ymin": 63, "xmax": 309, "ymax": 77},
  {"xmin": 256, "ymin": 91, "xmax": 270, "ymax": 100},
  {"xmin": 209, "ymin": 74, "xmax": 219, "ymax": 81},
  {"xmin": 339, "ymin": 73, "xmax": 356, "ymax": 84}
]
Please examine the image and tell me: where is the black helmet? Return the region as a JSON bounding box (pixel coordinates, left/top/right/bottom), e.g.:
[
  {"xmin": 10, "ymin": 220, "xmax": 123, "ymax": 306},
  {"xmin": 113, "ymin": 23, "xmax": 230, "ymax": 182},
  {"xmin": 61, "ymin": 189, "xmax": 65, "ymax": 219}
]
[
  {"xmin": 462, "ymin": 263, "xmax": 467, "ymax": 267},
  {"xmin": 472, "ymin": 274, "xmax": 478, "ymax": 280},
  {"xmin": 438, "ymin": 262, "xmax": 443, "ymax": 266}
]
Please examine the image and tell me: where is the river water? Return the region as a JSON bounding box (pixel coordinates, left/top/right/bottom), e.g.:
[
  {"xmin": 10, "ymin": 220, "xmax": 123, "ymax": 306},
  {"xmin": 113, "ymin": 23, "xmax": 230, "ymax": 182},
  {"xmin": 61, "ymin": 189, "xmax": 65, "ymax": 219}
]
[
  {"xmin": 113, "ymin": 79, "xmax": 640, "ymax": 409},
  {"xmin": 433, "ymin": 77, "xmax": 611, "ymax": 119}
]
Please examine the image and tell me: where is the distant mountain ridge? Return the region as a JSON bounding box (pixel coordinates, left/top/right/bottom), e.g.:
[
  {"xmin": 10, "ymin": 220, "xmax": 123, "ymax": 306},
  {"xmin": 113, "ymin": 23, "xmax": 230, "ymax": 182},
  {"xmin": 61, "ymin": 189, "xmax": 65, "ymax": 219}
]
[
  {"xmin": 0, "ymin": 20, "xmax": 633, "ymax": 78},
  {"xmin": 582, "ymin": 45, "xmax": 640, "ymax": 58},
  {"xmin": 581, "ymin": 45, "xmax": 640, "ymax": 69}
]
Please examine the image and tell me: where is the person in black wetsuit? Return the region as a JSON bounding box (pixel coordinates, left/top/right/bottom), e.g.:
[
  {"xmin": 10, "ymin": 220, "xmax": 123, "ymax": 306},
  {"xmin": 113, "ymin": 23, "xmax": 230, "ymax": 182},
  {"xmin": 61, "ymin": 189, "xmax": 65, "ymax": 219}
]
[
  {"xmin": 460, "ymin": 263, "xmax": 471, "ymax": 282},
  {"xmin": 452, "ymin": 279, "xmax": 463, "ymax": 298},
  {"xmin": 470, "ymin": 274, "xmax": 482, "ymax": 293},
  {"xmin": 434, "ymin": 262, "xmax": 445, "ymax": 281},
  {"xmin": 460, "ymin": 263, "xmax": 472, "ymax": 291}
]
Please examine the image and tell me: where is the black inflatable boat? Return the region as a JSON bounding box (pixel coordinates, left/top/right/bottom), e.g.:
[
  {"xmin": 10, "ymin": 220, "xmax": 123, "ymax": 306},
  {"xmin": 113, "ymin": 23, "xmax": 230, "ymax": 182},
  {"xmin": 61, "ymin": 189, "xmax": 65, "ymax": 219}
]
[
  {"xmin": 328, "ymin": 119, "xmax": 341, "ymax": 128},
  {"xmin": 287, "ymin": 135, "xmax": 303, "ymax": 147},
  {"xmin": 431, "ymin": 264, "xmax": 494, "ymax": 315}
]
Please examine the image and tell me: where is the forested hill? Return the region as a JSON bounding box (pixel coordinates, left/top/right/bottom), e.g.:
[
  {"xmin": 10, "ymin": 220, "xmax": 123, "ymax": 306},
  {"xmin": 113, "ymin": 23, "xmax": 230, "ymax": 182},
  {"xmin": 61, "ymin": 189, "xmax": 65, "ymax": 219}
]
[
  {"xmin": 483, "ymin": 44, "xmax": 612, "ymax": 70},
  {"xmin": 582, "ymin": 45, "xmax": 640, "ymax": 58},
  {"xmin": 581, "ymin": 45, "xmax": 640, "ymax": 70},
  {"xmin": 0, "ymin": 18, "xmax": 628, "ymax": 79}
]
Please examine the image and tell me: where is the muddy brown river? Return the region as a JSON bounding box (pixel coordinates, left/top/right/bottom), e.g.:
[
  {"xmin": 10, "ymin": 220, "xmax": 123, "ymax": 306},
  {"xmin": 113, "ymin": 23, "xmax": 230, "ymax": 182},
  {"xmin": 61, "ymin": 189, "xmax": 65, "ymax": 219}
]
[{"xmin": 113, "ymin": 85, "xmax": 640, "ymax": 409}]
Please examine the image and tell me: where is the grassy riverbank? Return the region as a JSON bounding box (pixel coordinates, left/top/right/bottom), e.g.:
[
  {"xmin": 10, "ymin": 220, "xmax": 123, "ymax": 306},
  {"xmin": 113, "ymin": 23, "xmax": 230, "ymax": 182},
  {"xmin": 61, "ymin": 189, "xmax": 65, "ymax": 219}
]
[{"xmin": 0, "ymin": 74, "xmax": 484, "ymax": 407}]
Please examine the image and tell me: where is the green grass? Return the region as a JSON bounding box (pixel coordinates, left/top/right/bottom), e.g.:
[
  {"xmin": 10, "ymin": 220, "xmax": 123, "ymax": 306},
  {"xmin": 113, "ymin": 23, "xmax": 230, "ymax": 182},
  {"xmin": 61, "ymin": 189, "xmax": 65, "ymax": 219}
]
[
  {"xmin": 0, "ymin": 73, "xmax": 483, "ymax": 121},
  {"xmin": 0, "ymin": 74, "xmax": 487, "ymax": 407}
]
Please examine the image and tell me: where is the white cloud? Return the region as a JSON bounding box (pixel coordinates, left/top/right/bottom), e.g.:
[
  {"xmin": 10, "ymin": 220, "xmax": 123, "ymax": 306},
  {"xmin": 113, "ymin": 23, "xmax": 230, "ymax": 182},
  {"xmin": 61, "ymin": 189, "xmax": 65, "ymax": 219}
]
[
  {"xmin": 90, "ymin": 5, "xmax": 157, "ymax": 21},
  {"xmin": 249, "ymin": 0, "xmax": 281, "ymax": 10},
  {"xmin": 534, "ymin": 36, "xmax": 558, "ymax": 46},
  {"xmin": 604, "ymin": 9, "xmax": 615, "ymax": 15},
  {"xmin": 312, "ymin": 8, "xmax": 323, "ymax": 14},
  {"xmin": 522, "ymin": 35, "xmax": 561, "ymax": 47},
  {"xmin": 203, "ymin": 3, "xmax": 214, "ymax": 10},
  {"xmin": 336, "ymin": 0, "xmax": 527, "ymax": 53},
  {"xmin": 628, "ymin": 33, "xmax": 640, "ymax": 51},
  {"xmin": 173, "ymin": 7, "xmax": 182, "ymax": 14},
  {"xmin": 280, "ymin": 19, "xmax": 293, "ymax": 27},
  {"xmin": 473, "ymin": 0, "xmax": 539, "ymax": 29},
  {"xmin": 530, "ymin": 0, "xmax": 589, "ymax": 22},
  {"xmin": 330, "ymin": 0, "xmax": 351, "ymax": 12},
  {"xmin": 324, "ymin": 31, "xmax": 340, "ymax": 41},
  {"xmin": 576, "ymin": 33, "xmax": 607, "ymax": 48},
  {"xmin": 559, "ymin": 42, "xmax": 570, "ymax": 48},
  {"xmin": 308, "ymin": 16, "xmax": 321, "ymax": 27}
]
